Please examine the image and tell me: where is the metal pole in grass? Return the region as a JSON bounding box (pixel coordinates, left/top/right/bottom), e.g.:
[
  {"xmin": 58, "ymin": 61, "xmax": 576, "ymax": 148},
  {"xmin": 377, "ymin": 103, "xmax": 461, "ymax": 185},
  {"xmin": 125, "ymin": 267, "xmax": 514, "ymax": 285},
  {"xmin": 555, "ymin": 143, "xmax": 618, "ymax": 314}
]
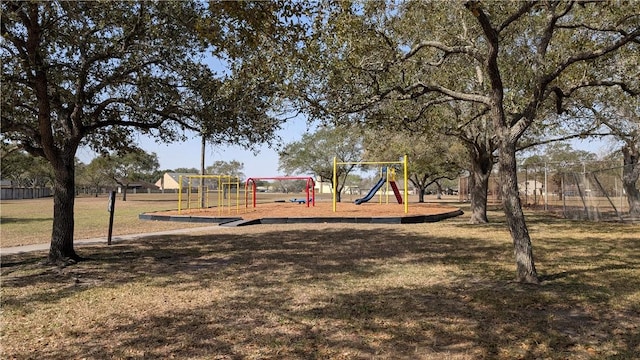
[
  {"xmin": 544, "ymin": 162, "xmax": 548, "ymax": 211},
  {"xmin": 107, "ymin": 190, "xmax": 116, "ymax": 245}
]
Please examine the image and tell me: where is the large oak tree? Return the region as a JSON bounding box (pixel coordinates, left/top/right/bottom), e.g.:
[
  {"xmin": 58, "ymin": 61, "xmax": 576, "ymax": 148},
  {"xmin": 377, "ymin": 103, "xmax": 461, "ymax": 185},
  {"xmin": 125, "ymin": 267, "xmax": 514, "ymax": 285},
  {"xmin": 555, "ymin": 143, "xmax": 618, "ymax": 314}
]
[
  {"xmin": 1, "ymin": 1, "xmax": 291, "ymax": 265},
  {"xmin": 296, "ymin": 1, "xmax": 639, "ymax": 283}
]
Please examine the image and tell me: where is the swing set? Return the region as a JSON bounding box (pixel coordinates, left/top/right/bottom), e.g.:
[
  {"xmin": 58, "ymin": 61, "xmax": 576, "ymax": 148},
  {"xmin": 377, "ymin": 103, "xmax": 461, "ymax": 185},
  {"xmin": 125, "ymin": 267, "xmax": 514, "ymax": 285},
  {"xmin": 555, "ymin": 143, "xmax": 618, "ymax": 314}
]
[{"xmin": 245, "ymin": 176, "xmax": 316, "ymax": 208}]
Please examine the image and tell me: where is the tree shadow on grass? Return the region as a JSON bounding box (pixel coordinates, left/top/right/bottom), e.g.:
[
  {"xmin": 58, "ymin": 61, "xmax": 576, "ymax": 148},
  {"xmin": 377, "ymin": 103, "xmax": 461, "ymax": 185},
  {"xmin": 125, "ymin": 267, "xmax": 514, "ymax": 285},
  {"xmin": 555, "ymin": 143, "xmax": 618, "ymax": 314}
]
[
  {"xmin": 9, "ymin": 281, "xmax": 639, "ymax": 359},
  {"xmin": 2, "ymin": 225, "xmax": 639, "ymax": 359}
]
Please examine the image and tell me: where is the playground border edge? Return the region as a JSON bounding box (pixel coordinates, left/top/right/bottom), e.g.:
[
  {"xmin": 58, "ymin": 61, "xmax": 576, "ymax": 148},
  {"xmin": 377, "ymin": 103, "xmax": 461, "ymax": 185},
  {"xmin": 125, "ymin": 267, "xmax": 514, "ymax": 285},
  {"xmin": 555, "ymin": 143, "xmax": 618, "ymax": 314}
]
[{"xmin": 138, "ymin": 209, "xmax": 464, "ymax": 227}]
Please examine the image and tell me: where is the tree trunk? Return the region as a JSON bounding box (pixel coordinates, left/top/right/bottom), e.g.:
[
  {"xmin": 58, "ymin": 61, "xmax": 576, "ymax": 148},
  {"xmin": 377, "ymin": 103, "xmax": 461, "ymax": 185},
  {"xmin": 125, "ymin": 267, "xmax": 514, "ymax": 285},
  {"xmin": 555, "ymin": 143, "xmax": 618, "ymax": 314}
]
[
  {"xmin": 48, "ymin": 154, "xmax": 81, "ymax": 265},
  {"xmin": 622, "ymin": 145, "xmax": 640, "ymax": 215},
  {"xmin": 499, "ymin": 141, "xmax": 539, "ymax": 284},
  {"xmin": 468, "ymin": 152, "xmax": 493, "ymax": 224},
  {"xmin": 409, "ymin": 177, "xmax": 426, "ymax": 202},
  {"xmin": 471, "ymin": 0, "xmax": 538, "ymax": 283},
  {"xmin": 332, "ymin": 176, "xmax": 342, "ymax": 202}
]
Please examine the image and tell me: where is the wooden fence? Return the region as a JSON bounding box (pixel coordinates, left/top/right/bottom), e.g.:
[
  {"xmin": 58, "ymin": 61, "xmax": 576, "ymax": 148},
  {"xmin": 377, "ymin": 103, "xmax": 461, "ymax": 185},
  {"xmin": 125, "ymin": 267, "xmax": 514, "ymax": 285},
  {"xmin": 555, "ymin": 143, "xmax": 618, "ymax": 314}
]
[{"xmin": 1, "ymin": 187, "xmax": 52, "ymax": 200}]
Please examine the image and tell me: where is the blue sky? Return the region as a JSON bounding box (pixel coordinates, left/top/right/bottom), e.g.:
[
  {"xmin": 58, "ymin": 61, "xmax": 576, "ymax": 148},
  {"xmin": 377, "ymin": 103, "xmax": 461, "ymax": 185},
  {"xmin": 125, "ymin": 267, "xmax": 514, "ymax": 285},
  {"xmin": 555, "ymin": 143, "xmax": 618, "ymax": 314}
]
[
  {"xmin": 77, "ymin": 116, "xmax": 317, "ymax": 178},
  {"xmin": 74, "ymin": 49, "xmax": 613, "ymax": 177},
  {"xmin": 76, "ymin": 54, "xmax": 317, "ymax": 177},
  {"xmin": 76, "ymin": 123, "xmax": 611, "ymax": 180},
  {"xmin": 160, "ymin": 117, "xmax": 316, "ymax": 177},
  {"xmin": 125, "ymin": 55, "xmax": 320, "ymax": 177}
]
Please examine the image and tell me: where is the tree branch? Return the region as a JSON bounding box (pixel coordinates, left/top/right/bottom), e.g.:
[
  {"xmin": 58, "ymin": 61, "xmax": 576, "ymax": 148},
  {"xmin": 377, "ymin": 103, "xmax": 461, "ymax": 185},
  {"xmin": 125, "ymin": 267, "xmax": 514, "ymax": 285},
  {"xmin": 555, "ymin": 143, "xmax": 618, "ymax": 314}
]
[
  {"xmin": 543, "ymin": 27, "xmax": 640, "ymax": 88},
  {"xmin": 396, "ymin": 82, "xmax": 491, "ymax": 105},
  {"xmin": 400, "ymin": 40, "xmax": 483, "ymax": 64},
  {"xmin": 497, "ymin": 1, "xmax": 536, "ymax": 32},
  {"xmin": 517, "ymin": 131, "xmax": 611, "ymax": 152}
]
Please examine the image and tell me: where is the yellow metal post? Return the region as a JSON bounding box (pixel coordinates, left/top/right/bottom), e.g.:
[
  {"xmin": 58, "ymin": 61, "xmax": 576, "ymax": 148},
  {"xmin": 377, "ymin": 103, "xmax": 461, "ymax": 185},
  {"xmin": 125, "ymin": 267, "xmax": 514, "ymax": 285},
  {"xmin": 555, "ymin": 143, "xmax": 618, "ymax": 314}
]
[
  {"xmin": 332, "ymin": 156, "xmax": 337, "ymax": 212},
  {"xmin": 404, "ymin": 154, "xmax": 408, "ymax": 213},
  {"xmin": 235, "ymin": 177, "xmax": 240, "ymax": 214},
  {"xmin": 218, "ymin": 176, "xmax": 223, "ymax": 216}
]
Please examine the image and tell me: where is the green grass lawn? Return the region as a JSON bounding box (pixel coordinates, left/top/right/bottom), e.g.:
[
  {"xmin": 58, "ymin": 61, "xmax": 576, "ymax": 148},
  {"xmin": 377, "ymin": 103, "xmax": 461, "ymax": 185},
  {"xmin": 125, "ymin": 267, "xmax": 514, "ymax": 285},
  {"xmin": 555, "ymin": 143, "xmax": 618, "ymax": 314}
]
[
  {"xmin": 0, "ymin": 193, "xmax": 217, "ymax": 248},
  {"xmin": 1, "ymin": 204, "xmax": 638, "ymax": 359},
  {"xmin": 0, "ymin": 192, "xmax": 444, "ymax": 248}
]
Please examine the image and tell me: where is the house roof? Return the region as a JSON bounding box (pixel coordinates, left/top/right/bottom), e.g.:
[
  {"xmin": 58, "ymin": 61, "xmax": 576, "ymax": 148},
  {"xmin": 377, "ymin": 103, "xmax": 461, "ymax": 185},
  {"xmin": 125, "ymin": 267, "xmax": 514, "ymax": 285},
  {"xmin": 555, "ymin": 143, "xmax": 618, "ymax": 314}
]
[{"xmin": 158, "ymin": 172, "xmax": 241, "ymax": 188}]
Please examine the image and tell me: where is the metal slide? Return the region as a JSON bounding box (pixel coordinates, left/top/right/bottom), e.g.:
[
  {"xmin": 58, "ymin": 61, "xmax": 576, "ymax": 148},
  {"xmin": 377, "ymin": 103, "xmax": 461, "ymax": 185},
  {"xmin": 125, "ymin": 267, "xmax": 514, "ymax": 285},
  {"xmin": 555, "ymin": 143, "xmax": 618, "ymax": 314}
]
[{"xmin": 354, "ymin": 177, "xmax": 386, "ymax": 205}]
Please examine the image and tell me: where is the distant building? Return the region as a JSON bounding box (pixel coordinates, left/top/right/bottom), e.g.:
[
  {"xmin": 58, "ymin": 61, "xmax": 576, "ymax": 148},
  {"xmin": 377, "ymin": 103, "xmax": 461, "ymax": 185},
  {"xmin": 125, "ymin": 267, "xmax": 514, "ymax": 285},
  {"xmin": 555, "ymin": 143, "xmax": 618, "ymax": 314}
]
[
  {"xmin": 116, "ymin": 180, "xmax": 159, "ymax": 194},
  {"xmin": 155, "ymin": 172, "xmax": 199, "ymax": 191},
  {"xmin": 519, "ymin": 180, "xmax": 543, "ymax": 196},
  {"xmin": 154, "ymin": 172, "xmax": 243, "ymax": 192},
  {"xmin": 314, "ymin": 180, "xmax": 333, "ymax": 194}
]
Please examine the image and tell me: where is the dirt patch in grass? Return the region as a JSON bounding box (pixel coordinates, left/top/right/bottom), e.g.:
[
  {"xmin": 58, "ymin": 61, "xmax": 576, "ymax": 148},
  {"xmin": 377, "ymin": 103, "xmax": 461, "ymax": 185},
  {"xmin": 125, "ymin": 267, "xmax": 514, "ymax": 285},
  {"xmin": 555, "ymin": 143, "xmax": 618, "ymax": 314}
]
[{"xmin": 2, "ymin": 212, "xmax": 639, "ymax": 359}]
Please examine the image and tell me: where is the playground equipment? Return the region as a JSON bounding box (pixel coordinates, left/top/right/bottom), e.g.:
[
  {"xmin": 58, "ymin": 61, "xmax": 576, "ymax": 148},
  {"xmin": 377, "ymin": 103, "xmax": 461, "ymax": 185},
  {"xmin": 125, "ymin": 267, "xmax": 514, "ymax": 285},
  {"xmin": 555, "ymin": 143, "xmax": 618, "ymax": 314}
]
[
  {"xmin": 289, "ymin": 197, "xmax": 313, "ymax": 204},
  {"xmin": 178, "ymin": 174, "xmax": 242, "ymax": 215},
  {"xmin": 245, "ymin": 176, "xmax": 315, "ymax": 208},
  {"xmin": 354, "ymin": 167, "xmax": 403, "ymax": 205},
  {"xmin": 333, "ymin": 155, "xmax": 409, "ymax": 213}
]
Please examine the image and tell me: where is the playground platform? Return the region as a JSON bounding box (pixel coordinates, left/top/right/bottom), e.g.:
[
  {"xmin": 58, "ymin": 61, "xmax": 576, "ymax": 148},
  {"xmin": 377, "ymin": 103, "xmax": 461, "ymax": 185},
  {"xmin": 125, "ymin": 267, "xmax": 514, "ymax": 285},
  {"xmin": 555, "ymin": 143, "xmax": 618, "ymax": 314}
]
[{"xmin": 139, "ymin": 202, "xmax": 464, "ymax": 227}]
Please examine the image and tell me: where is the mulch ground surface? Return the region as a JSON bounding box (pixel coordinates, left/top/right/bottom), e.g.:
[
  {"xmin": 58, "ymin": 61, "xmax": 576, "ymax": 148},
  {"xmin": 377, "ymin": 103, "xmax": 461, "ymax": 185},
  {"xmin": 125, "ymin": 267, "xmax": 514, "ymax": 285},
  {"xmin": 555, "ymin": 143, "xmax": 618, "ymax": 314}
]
[{"xmin": 158, "ymin": 201, "xmax": 460, "ymax": 220}]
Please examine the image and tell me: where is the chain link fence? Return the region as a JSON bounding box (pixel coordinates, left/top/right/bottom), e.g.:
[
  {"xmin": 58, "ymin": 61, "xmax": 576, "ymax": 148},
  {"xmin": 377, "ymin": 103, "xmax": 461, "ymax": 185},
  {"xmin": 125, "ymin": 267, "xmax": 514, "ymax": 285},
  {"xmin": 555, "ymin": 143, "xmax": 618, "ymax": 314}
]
[{"xmin": 459, "ymin": 162, "xmax": 639, "ymax": 222}]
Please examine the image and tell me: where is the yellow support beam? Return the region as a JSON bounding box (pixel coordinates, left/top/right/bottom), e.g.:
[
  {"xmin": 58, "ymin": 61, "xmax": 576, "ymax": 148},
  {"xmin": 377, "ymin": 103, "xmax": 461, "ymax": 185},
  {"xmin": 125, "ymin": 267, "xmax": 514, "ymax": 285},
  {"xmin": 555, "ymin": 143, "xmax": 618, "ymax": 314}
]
[{"xmin": 177, "ymin": 174, "xmax": 242, "ymax": 215}]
